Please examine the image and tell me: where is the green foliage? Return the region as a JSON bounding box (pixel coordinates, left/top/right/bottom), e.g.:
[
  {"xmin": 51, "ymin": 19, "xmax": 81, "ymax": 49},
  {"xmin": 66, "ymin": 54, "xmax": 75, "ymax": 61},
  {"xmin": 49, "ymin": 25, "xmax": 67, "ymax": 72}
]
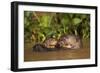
[
  {"xmin": 39, "ymin": 15, "xmax": 51, "ymax": 27},
  {"xmin": 72, "ymin": 18, "xmax": 82, "ymax": 25},
  {"xmin": 24, "ymin": 11, "xmax": 90, "ymax": 44}
]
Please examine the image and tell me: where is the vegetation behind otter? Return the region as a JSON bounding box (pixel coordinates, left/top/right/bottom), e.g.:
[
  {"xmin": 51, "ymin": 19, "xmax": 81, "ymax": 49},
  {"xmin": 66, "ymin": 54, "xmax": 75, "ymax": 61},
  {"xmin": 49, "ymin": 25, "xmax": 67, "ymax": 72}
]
[
  {"xmin": 24, "ymin": 11, "xmax": 90, "ymax": 43},
  {"xmin": 24, "ymin": 11, "xmax": 90, "ymax": 61}
]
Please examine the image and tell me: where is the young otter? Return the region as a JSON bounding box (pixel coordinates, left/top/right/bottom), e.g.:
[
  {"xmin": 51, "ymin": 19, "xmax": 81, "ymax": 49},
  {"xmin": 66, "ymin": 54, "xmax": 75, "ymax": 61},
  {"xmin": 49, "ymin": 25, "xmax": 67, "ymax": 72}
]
[
  {"xmin": 43, "ymin": 38, "xmax": 57, "ymax": 49},
  {"xmin": 32, "ymin": 38, "xmax": 58, "ymax": 52},
  {"xmin": 56, "ymin": 35, "xmax": 82, "ymax": 49}
]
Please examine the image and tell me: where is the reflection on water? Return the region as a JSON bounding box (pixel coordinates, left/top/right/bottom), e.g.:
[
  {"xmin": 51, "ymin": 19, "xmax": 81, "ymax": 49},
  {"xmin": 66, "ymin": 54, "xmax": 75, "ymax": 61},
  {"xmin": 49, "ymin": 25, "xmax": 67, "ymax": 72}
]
[{"xmin": 24, "ymin": 40, "xmax": 90, "ymax": 61}]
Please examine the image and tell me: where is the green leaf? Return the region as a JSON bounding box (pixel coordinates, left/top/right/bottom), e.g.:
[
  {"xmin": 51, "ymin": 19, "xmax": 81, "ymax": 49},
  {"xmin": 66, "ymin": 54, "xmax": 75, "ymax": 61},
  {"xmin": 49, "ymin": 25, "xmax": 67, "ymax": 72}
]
[
  {"xmin": 61, "ymin": 18, "xmax": 69, "ymax": 25},
  {"xmin": 69, "ymin": 14, "xmax": 74, "ymax": 18},
  {"xmin": 72, "ymin": 18, "xmax": 82, "ymax": 25},
  {"xmin": 39, "ymin": 15, "xmax": 51, "ymax": 27},
  {"xmin": 38, "ymin": 32, "xmax": 46, "ymax": 42},
  {"xmin": 25, "ymin": 11, "xmax": 32, "ymax": 17},
  {"xmin": 81, "ymin": 15, "xmax": 87, "ymax": 19}
]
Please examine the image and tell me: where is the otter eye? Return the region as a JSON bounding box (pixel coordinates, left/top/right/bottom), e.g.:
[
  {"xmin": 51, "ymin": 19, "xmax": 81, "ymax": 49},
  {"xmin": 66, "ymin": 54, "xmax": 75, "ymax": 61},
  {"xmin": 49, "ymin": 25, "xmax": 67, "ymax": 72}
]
[
  {"xmin": 65, "ymin": 43, "xmax": 68, "ymax": 45},
  {"xmin": 70, "ymin": 44, "xmax": 72, "ymax": 46}
]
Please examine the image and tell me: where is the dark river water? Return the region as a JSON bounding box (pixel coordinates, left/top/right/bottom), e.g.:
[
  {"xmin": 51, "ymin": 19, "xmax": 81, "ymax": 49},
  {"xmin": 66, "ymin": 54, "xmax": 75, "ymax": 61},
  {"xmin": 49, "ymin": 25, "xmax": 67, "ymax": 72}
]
[{"xmin": 24, "ymin": 40, "xmax": 90, "ymax": 61}]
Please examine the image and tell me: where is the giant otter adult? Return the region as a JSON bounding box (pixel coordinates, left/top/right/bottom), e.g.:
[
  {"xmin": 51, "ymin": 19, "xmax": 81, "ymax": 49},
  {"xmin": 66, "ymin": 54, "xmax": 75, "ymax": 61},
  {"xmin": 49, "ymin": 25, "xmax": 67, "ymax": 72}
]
[{"xmin": 56, "ymin": 35, "xmax": 82, "ymax": 49}]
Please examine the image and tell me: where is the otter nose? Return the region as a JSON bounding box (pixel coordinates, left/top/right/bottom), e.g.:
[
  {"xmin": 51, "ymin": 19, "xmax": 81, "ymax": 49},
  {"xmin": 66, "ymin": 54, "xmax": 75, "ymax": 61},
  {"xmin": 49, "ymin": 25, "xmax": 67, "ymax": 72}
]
[{"xmin": 55, "ymin": 43, "xmax": 61, "ymax": 48}]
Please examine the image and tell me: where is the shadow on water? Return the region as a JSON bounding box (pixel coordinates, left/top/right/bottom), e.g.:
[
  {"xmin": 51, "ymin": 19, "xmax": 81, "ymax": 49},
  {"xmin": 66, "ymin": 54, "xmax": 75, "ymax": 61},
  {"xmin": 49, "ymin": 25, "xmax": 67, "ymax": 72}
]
[{"xmin": 24, "ymin": 39, "xmax": 90, "ymax": 61}]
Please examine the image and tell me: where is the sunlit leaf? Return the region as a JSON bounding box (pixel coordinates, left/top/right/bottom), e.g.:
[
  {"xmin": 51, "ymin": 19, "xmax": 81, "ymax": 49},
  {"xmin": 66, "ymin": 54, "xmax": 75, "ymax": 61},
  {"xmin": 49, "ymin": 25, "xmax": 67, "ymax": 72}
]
[
  {"xmin": 72, "ymin": 18, "xmax": 82, "ymax": 25},
  {"xmin": 39, "ymin": 15, "xmax": 51, "ymax": 27}
]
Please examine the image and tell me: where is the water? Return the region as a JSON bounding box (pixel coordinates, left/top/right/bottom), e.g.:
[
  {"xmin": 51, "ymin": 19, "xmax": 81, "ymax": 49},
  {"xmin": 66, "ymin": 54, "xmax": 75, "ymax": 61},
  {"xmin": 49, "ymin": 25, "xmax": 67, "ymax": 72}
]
[{"xmin": 24, "ymin": 39, "xmax": 90, "ymax": 61}]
